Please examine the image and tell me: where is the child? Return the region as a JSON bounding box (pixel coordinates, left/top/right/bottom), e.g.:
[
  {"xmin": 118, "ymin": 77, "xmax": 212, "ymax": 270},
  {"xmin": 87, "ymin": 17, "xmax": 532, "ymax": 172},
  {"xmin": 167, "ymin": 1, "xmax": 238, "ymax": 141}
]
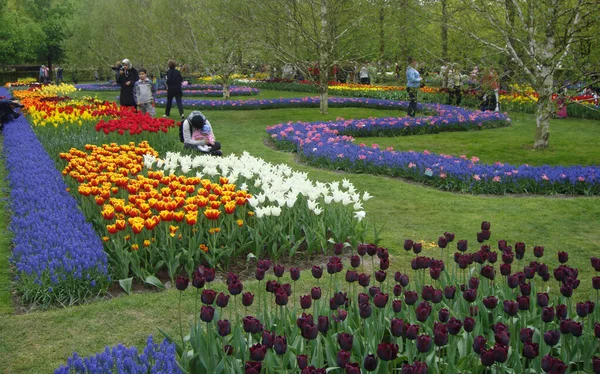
[{"xmin": 133, "ymin": 68, "xmax": 156, "ymax": 116}]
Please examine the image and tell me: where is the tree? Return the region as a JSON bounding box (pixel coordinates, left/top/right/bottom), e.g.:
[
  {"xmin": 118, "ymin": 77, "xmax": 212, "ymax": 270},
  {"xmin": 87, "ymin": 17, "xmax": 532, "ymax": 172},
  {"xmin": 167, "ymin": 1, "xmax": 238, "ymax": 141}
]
[{"xmin": 457, "ymin": 0, "xmax": 598, "ymax": 149}]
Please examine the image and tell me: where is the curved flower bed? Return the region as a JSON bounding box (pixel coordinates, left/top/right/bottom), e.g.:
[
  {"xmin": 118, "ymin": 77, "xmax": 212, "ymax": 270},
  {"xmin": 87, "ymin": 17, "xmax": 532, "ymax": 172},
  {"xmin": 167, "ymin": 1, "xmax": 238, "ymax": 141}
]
[
  {"xmin": 1, "ymin": 89, "xmax": 108, "ymax": 305},
  {"xmin": 54, "ymin": 335, "xmax": 180, "ymax": 374}
]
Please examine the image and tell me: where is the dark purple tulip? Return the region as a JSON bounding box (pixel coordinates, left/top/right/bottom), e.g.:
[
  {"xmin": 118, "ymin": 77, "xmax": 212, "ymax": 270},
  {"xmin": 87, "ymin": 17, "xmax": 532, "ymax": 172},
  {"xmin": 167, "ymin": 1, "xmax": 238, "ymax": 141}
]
[
  {"xmin": 357, "ymin": 292, "xmax": 370, "ymax": 305},
  {"xmin": 317, "ymin": 315, "xmax": 329, "ymax": 334},
  {"xmin": 249, "ymin": 343, "xmax": 267, "ymax": 361},
  {"xmin": 363, "ymin": 354, "xmax": 378, "ymax": 372},
  {"xmin": 301, "ymin": 321, "xmax": 318, "ymax": 340},
  {"xmin": 392, "ymin": 299, "xmax": 402, "ymax": 313},
  {"xmin": 338, "ymin": 332, "xmax": 353, "ymax": 351},
  {"xmin": 560, "ymin": 284, "xmax": 573, "ymax": 298},
  {"xmin": 327, "ymin": 256, "xmax": 343, "ymax": 274},
  {"xmin": 469, "ymin": 276, "xmax": 481, "ymax": 289},
  {"xmin": 495, "ymin": 331, "xmax": 510, "ymax": 346},
  {"xmin": 522, "ymin": 341, "xmax": 539, "ymax": 360},
  {"xmin": 542, "ymin": 307, "xmax": 555, "ymax": 323},
  {"xmin": 493, "ymin": 344, "xmax": 508, "ymax": 363},
  {"xmin": 541, "ymin": 355, "xmax": 554, "ymax": 372},
  {"xmin": 333, "ymin": 242, "xmax": 344, "ymax": 255},
  {"xmin": 498, "ymin": 239, "xmax": 507, "ymax": 251},
  {"xmin": 336, "ymin": 350, "xmax": 351, "ymax": 368},
  {"xmin": 201, "ymin": 289, "xmax": 216, "ymax": 305},
  {"xmin": 404, "ymin": 291, "xmax": 418, "ymax": 305},
  {"xmin": 520, "ymin": 328, "xmax": 533, "ymax": 343},
  {"xmin": 350, "ymin": 255, "xmax": 361, "ymax": 268},
  {"xmin": 593, "ymin": 276, "xmax": 600, "ymax": 290},
  {"xmin": 366, "ymin": 244, "xmax": 377, "ymax": 256},
  {"xmin": 358, "ymin": 273, "xmax": 370, "ymax": 287},
  {"xmin": 262, "ymin": 330, "xmax": 275, "ymax": 349},
  {"xmin": 377, "ymin": 247, "xmax": 389, "ymax": 259},
  {"xmin": 192, "ymin": 274, "xmax": 205, "ymax": 289},
  {"xmin": 335, "ymin": 309, "xmax": 348, "ymax": 322},
  {"xmin": 175, "ymin": 274, "xmax": 189, "ymax": 291},
  {"xmin": 242, "ymin": 292, "xmax": 254, "ymax": 307},
  {"xmin": 334, "ymin": 291, "xmax": 348, "ymax": 306},
  {"xmin": 405, "ymin": 324, "xmax": 420, "ymax": 340},
  {"xmin": 375, "ymin": 270, "xmax": 386, "ymax": 283},
  {"xmin": 415, "ymin": 301, "xmax": 432, "ymax": 322},
  {"xmin": 345, "ymin": 362, "xmax": 361, "ymax": 374},
  {"xmin": 393, "ymin": 284, "xmax": 403, "ymax": 297},
  {"xmin": 273, "ymin": 264, "xmax": 285, "ymax": 278},
  {"xmin": 368, "ymin": 286, "xmax": 381, "ymax": 298},
  {"xmin": 480, "ymin": 230, "xmax": 491, "ymax": 241},
  {"xmin": 480, "ymin": 348, "xmax": 495, "ymax": 367},
  {"xmin": 377, "ymin": 343, "xmax": 399, "ymax": 361},
  {"xmin": 273, "ymin": 335, "xmax": 286, "ymax": 355},
  {"xmin": 203, "ymin": 267, "xmax": 215, "ymax": 283},
  {"xmin": 311, "ymin": 287, "xmax": 321, "ymax": 300},
  {"xmin": 275, "ymin": 288, "xmax": 288, "ymax": 306},
  {"xmin": 359, "ymin": 302, "xmax": 372, "ymax": 319},
  {"xmin": 329, "ymin": 297, "xmax": 338, "ymax": 311},
  {"xmin": 517, "ymin": 296, "xmax": 530, "ymax": 311},
  {"xmin": 483, "ymin": 296, "xmax": 498, "ymax": 310},
  {"xmin": 243, "ymin": 316, "xmax": 263, "ymax": 334},
  {"xmin": 422, "ymin": 285, "xmax": 434, "ymax": 301},
  {"xmin": 391, "ymin": 318, "xmax": 405, "ymax": 337},
  {"xmin": 380, "ymin": 257, "xmax": 390, "ymax": 270},
  {"xmin": 255, "ymin": 268, "xmax": 265, "ymax": 281},
  {"xmin": 457, "ymin": 239, "xmax": 468, "ymax": 252},
  {"xmin": 200, "ymin": 305, "xmax": 215, "ymax": 323},
  {"xmin": 515, "ymin": 242, "xmax": 525, "ymax": 259},
  {"xmin": 265, "ymin": 280, "xmax": 278, "ymax": 293},
  {"xmin": 217, "ymin": 319, "xmax": 231, "ymax": 336},
  {"xmin": 556, "ymin": 304, "xmax": 568, "ymax": 319},
  {"xmin": 559, "ymin": 319, "xmax": 572, "ymax": 334},
  {"xmin": 464, "ymin": 317, "xmax": 475, "ymax": 332},
  {"xmin": 473, "ymin": 336, "xmax": 487, "ymax": 354},
  {"xmin": 570, "ymin": 321, "xmax": 583, "ymax": 337},
  {"xmin": 433, "ymin": 323, "xmax": 449, "ymax": 346},
  {"xmin": 223, "ymin": 344, "xmax": 233, "ymax": 355},
  {"xmin": 552, "ymin": 359, "xmax": 568, "ymax": 374},
  {"xmin": 502, "ymin": 251, "xmax": 514, "ymax": 264},
  {"xmin": 438, "ymin": 236, "xmax": 448, "ymax": 249},
  {"xmin": 429, "ymin": 267, "xmax": 441, "ymax": 280},
  {"xmin": 481, "ymin": 221, "xmax": 491, "ymax": 231},
  {"xmin": 537, "ymin": 292, "xmax": 549, "ymax": 308},
  {"xmin": 289, "ymin": 267, "xmax": 300, "ymax": 281},
  {"xmin": 403, "ymin": 239, "xmax": 414, "ymax": 251},
  {"xmin": 462, "ymin": 288, "xmax": 477, "ymax": 303},
  {"xmin": 503, "ymin": 300, "xmax": 519, "ymax": 316},
  {"xmin": 592, "ymin": 257, "xmax": 600, "ymax": 271},
  {"xmin": 216, "ymin": 292, "xmax": 230, "ymax": 308},
  {"xmin": 357, "ymin": 244, "xmax": 368, "ymax": 256},
  {"xmin": 311, "ymin": 266, "xmax": 322, "ymax": 279},
  {"xmin": 444, "ymin": 286, "xmax": 456, "ymax": 299},
  {"xmin": 300, "ymin": 295, "xmax": 312, "ymax": 310},
  {"xmin": 596, "ymin": 322, "xmax": 600, "ymax": 339},
  {"xmin": 519, "ymin": 283, "xmax": 532, "ymax": 297},
  {"xmin": 297, "ymin": 354, "xmax": 308, "ymax": 369},
  {"xmin": 576, "ymin": 301, "xmax": 591, "ymax": 318},
  {"xmin": 396, "ymin": 273, "xmax": 410, "ymax": 287},
  {"xmin": 412, "ymin": 242, "xmax": 423, "ymax": 254},
  {"xmin": 557, "ymin": 251, "xmax": 568, "ymax": 263},
  {"xmin": 374, "ymin": 293, "xmax": 389, "ymax": 308},
  {"xmin": 447, "ymin": 317, "xmax": 463, "ymax": 335},
  {"xmin": 507, "ymin": 274, "xmax": 519, "ymax": 289},
  {"xmin": 245, "ymin": 361, "xmax": 261, "ymax": 374},
  {"xmin": 544, "ymin": 330, "xmax": 560, "ymax": 346},
  {"xmin": 432, "ymin": 289, "xmax": 443, "ymax": 304},
  {"xmin": 257, "ymin": 259, "xmax": 271, "ymax": 271},
  {"xmin": 438, "ymin": 308, "xmax": 450, "ymax": 322},
  {"xmin": 524, "ymin": 266, "xmax": 536, "ymax": 280},
  {"xmin": 416, "ymin": 334, "xmax": 432, "ymax": 353},
  {"xmin": 533, "ymin": 246, "xmax": 544, "ymax": 258}
]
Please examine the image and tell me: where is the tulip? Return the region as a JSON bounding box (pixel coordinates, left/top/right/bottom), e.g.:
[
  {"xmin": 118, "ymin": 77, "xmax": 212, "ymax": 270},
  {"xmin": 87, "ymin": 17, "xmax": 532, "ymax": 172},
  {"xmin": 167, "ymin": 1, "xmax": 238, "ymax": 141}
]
[
  {"xmin": 544, "ymin": 330, "xmax": 560, "ymax": 346},
  {"xmin": 556, "ymin": 304, "xmax": 568, "ymax": 319},
  {"xmin": 274, "ymin": 264, "xmax": 285, "ymax": 277},
  {"xmin": 216, "ymin": 292, "xmax": 230, "ymax": 308},
  {"xmin": 301, "ymin": 321, "xmax": 318, "ymax": 340},
  {"xmin": 416, "ymin": 334, "xmax": 432, "ymax": 353},
  {"xmin": 336, "ymin": 350, "xmax": 351, "ymax": 368},
  {"xmin": 175, "ymin": 274, "xmax": 189, "ymax": 291},
  {"xmin": 200, "ymin": 305, "xmax": 215, "ymax": 323},
  {"xmin": 357, "ymin": 243, "xmax": 369, "ymax": 256},
  {"xmin": 223, "ymin": 344, "xmax": 233, "ymax": 355},
  {"xmin": 297, "ymin": 354, "xmax": 309, "ymax": 369},
  {"xmin": 481, "ymin": 230, "xmax": 491, "ymax": 240},
  {"xmin": 290, "ymin": 267, "xmax": 300, "ymax": 281},
  {"xmin": 557, "ymin": 251, "xmax": 568, "ymax": 263},
  {"xmin": 374, "ymin": 293, "xmax": 388, "ymax": 308},
  {"xmin": 493, "ymin": 344, "xmax": 508, "ymax": 363},
  {"xmin": 473, "ymin": 335, "xmax": 487, "ymax": 354},
  {"xmin": 444, "ymin": 285, "xmax": 456, "ymax": 299},
  {"xmin": 345, "ymin": 362, "xmax": 361, "ymax": 374},
  {"xmin": 432, "ymin": 289, "xmax": 443, "ymax": 304},
  {"xmin": 498, "ymin": 239, "xmax": 508, "ymax": 251},
  {"xmin": 469, "ymin": 277, "xmax": 480, "ymax": 289},
  {"xmin": 311, "ymin": 287, "xmax": 321, "ymax": 300},
  {"xmin": 434, "ymin": 324, "xmax": 449, "ymax": 346},
  {"xmin": 503, "ymin": 300, "xmax": 519, "ymax": 316},
  {"xmin": 592, "ymin": 257, "xmax": 600, "ymax": 271},
  {"xmin": 403, "ymin": 239, "xmax": 414, "ymax": 251},
  {"xmin": 359, "ymin": 302, "xmax": 372, "ymax": 319},
  {"xmin": 517, "ymin": 295, "xmax": 530, "ymax": 311},
  {"xmin": 495, "ymin": 331, "xmax": 510, "ymax": 346},
  {"xmin": 338, "ymin": 332, "xmax": 354, "ymax": 351},
  {"xmin": 483, "ymin": 296, "xmax": 498, "ymax": 309},
  {"xmin": 560, "ymin": 284, "xmax": 573, "ymax": 298},
  {"xmin": 395, "ymin": 272, "xmax": 410, "ymax": 287},
  {"xmin": 541, "ymin": 355, "xmax": 554, "ymax": 372},
  {"xmin": 391, "ymin": 318, "xmax": 405, "ymax": 337},
  {"xmin": 311, "ymin": 266, "xmax": 322, "ymax": 279},
  {"xmin": 350, "ymin": 255, "xmax": 361, "ymax": 268},
  {"xmin": 262, "ymin": 330, "xmax": 275, "ymax": 348},
  {"xmin": 522, "ymin": 341, "xmax": 539, "ymax": 360},
  {"xmin": 429, "ymin": 267, "xmax": 441, "ymax": 280},
  {"xmin": 345, "ymin": 270, "xmax": 358, "ymax": 283},
  {"xmin": 520, "ymin": 328, "xmax": 533, "ymax": 343},
  {"xmin": 275, "ymin": 288, "xmax": 288, "ymax": 306},
  {"xmin": 266, "ymin": 280, "xmax": 278, "ymax": 293},
  {"xmin": 241, "ymin": 292, "xmax": 254, "ymax": 307},
  {"xmin": 457, "ymin": 239, "xmax": 468, "ymax": 252},
  {"xmin": 487, "ymin": 251, "xmax": 498, "ymax": 263},
  {"xmin": 300, "ymin": 295, "xmax": 312, "ymax": 310},
  {"xmin": 257, "ymin": 259, "xmax": 271, "ymax": 271},
  {"xmin": 438, "ymin": 308, "xmax": 450, "ymax": 322},
  {"xmin": 392, "ymin": 284, "xmax": 403, "ymax": 297},
  {"xmin": 203, "ymin": 267, "xmax": 215, "ymax": 282},
  {"xmin": 255, "ymin": 268, "xmax": 265, "ymax": 281},
  {"xmin": 366, "ymin": 244, "xmax": 378, "ymax": 256},
  {"xmin": 392, "ymin": 299, "xmax": 402, "ymax": 313},
  {"xmin": 524, "ymin": 266, "xmax": 536, "ymax": 279},
  {"xmin": 593, "ymin": 276, "xmax": 600, "ymax": 290},
  {"xmin": 447, "ymin": 317, "xmax": 463, "ymax": 335},
  {"xmin": 379, "ymin": 258, "xmax": 391, "ymax": 270},
  {"xmin": 369, "ymin": 286, "xmax": 381, "ymax": 298},
  {"xmin": 542, "ymin": 307, "xmax": 555, "ymax": 323},
  {"xmin": 500, "ymin": 264, "xmax": 512, "ymax": 277},
  {"xmin": 480, "ymin": 265, "xmax": 495, "ymax": 280},
  {"xmin": 507, "ymin": 274, "xmax": 519, "ymax": 289},
  {"xmin": 559, "ymin": 319, "xmax": 572, "ymax": 334},
  {"xmin": 438, "ymin": 236, "xmax": 448, "ymax": 249},
  {"xmin": 415, "ymin": 301, "xmax": 432, "ymax": 322},
  {"xmin": 462, "ymin": 288, "xmax": 477, "ymax": 303},
  {"xmin": 480, "ymin": 348, "xmax": 495, "ymax": 366},
  {"xmin": 363, "ymin": 354, "xmax": 378, "ymax": 372},
  {"xmin": 201, "ymin": 289, "xmax": 216, "ymax": 305},
  {"xmin": 245, "ymin": 361, "xmax": 261, "ymax": 374},
  {"xmin": 482, "ymin": 221, "xmax": 491, "ymax": 230},
  {"xmin": 464, "ymin": 317, "xmax": 476, "ymax": 332},
  {"xmin": 375, "ymin": 270, "xmax": 386, "ymax": 283},
  {"xmin": 217, "ymin": 319, "xmax": 231, "ymax": 336},
  {"xmin": 192, "ymin": 274, "xmax": 205, "ymax": 289},
  {"xmin": 570, "ymin": 321, "xmax": 583, "ymax": 337},
  {"xmin": 412, "ymin": 242, "xmax": 423, "ymax": 254},
  {"xmin": 593, "ymin": 357, "xmax": 600, "ymax": 374},
  {"xmin": 358, "ymin": 273, "xmax": 370, "ymax": 287},
  {"xmin": 405, "ymin": 324, "xmax": 420, "ymax": 340},
  {"xmin": 317, "ymin": 316, "xmax": 329, "ymax": 334},
  {"xmin": 404, "ymin": 291, "xmax": 418, "ymax": 305},
  {"xmin": 515, "ymin": 242, "xmax": 525, "ymax": 259},
  {"xmin": 249, "ymin": 343, "xmax": 267, "ymax": 361},
  {"xmin": 334, "ymin": 309, "xmax": 348, "ymax": 322},
  {"xmin": 243, "ymin": 316, "xmax": 263, "ymax": 334},
  {"xmin": 595, "ymin": 322, "xmax": 600, "ymax": 338},
  {"xmin": 576, "ymin": 302, "xmax": 590, "ymax": 318},
  {"xmin": 377, "ymin": 342, "xmax": 399, "ymax": 361},
  {"xmin": 274, "ymin": 335, "xmax": 287, "ymax": 355}
]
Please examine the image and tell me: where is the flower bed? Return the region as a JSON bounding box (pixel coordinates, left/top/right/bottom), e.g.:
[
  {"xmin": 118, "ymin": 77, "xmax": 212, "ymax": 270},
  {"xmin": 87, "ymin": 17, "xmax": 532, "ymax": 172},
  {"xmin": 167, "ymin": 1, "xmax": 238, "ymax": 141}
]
[
  {"xmin": 156, "ymin": 223, "xmax": 600, "ymax": 373},
  {"xmin": 266, "ymin": 106, "xmax": 600, "ymax": 195},
  {"xmin": 1, "ymin": 88, "xmax": 109, "ymax": 305},
  {"xmin": 54, "ymin": 336, "xmax": 180, "ymax": 374},
  {"xmin": 155, "ymin": 86, "xmax": 259, "ymax": 97}
]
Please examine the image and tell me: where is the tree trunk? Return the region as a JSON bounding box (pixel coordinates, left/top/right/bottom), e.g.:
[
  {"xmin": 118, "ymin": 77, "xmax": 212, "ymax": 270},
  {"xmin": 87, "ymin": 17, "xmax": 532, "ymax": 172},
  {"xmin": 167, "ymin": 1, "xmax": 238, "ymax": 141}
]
[
  {"xmin": 319, "ymin": 0, "xmax": 329, "ymax": 114},
  {"xmin": 534, "ymin": 79, "xmax": 554, "ymax": 149},
  {"xmin": 441, "ymin": 0, "xmax": 448, "ymax": 62},
  {"xmin": 222, "ymin": 84, "xmax": 230, "ymax": 100},
  {"xmin": 378, "ymin": 0, "xmax": 385, "ymax": 63},
  {"xmin": 319, "ymin": 77, "xmax": 329, "ymax": 114}
]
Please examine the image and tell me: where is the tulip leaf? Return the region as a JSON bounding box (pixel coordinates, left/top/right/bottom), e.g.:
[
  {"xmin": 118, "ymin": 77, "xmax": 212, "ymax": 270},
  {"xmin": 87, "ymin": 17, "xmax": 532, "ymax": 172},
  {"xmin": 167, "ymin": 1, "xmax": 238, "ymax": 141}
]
[
  {"xmin": 144, "ymin": 275, "xmax": 165, "ymax": 290},
  {"xmin": 118, "ymin": 277, "xmax": 133, "ymax": 295}
]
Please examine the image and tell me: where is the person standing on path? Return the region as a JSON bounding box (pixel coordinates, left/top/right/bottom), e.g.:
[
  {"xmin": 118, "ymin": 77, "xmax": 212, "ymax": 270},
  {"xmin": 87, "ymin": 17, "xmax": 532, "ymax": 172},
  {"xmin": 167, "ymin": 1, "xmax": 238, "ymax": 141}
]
[
  {"xmin": 163, "ymin": 60, "xmax": 185, "ymax": 119},
  {"xmin": 406, "ymin": 56, "xmax": 422, "ymax": 117},
  {"xmin": 116, "ymin": 59, "xmax": 139, "ymax": 108}
]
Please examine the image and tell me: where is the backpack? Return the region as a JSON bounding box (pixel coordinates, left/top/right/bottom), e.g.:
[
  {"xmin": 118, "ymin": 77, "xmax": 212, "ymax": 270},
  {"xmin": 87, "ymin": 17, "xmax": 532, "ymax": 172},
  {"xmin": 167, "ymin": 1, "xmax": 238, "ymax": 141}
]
[{"xmin": 179, "ymin": 120, "xmax": 193, "ymax": 143}]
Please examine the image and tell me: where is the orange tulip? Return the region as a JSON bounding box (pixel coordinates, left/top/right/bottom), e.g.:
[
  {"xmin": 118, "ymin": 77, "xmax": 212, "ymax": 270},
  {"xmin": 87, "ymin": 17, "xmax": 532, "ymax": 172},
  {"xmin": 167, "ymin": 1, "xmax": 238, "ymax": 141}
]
[
  {"xmin": 185, "ymin": 212, "xmax": 198, "ymax": 225},
  {"xmin": 224, "ymin": 201, "xmax": 236, "ymax": 214},
  {"xmin": 203, "ymin": 208, "xmax": 221, "ymax": 220}
]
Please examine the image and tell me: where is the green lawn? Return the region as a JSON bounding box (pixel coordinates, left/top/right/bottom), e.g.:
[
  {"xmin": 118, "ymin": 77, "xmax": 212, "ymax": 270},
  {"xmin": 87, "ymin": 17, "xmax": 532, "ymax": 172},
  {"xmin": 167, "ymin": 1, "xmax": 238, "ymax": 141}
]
[{"xmin": 0, "ymin": 89, "xmax": 599, "ymax": 373}]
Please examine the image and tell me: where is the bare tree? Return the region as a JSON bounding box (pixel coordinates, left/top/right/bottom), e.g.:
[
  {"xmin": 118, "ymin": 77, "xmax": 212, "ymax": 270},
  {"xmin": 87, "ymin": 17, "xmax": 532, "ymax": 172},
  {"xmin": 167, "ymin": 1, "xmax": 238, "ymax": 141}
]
[{"xmin": 457, "ymin": 0, "xmax": 598, "ymax": 148}]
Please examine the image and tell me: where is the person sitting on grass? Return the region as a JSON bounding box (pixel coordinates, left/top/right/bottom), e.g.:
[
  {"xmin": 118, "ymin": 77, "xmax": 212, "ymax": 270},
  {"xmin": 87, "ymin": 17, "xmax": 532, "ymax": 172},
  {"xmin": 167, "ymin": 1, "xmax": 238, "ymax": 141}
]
[{"xmin": 182, "ymin": 111, "xmax": 222, "ymax": 156}]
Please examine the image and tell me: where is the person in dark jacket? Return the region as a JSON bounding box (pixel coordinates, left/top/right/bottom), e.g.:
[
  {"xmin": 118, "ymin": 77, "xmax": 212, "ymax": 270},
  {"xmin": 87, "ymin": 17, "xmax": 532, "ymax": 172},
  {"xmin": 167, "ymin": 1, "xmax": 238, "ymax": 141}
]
[
  {"xmin": 116, "ymin": 59, "xmax": 139, "ymax": 108},
  {"xmin": 164, "ymin": 59, "xmax": 184, "ymax": 119},
  {"xmin": 0, "ymin": 98, "xmax": 23, "ymax": 132}
]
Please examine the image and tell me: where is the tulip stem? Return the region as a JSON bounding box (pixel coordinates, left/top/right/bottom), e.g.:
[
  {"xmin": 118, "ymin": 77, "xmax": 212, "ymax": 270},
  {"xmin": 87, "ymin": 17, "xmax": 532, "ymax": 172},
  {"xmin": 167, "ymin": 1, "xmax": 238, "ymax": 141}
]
[{"xmin": 178, "ymin": 291, "xmax": 185, "ymax": 350}]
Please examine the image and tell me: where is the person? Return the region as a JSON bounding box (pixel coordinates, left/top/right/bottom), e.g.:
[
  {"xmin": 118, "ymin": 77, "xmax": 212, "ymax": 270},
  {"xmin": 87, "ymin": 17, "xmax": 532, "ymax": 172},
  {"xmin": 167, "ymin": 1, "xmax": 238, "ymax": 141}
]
[
  {"xmin": 447, "ymin": 64, "xmax": 462, "ymax": 106},
  {"xmin": 55, "ymin": 66, "xmax": 64, "ymax": 85},
  {"xmin": 39, "ymin": 65, "xmax": 45, "ymax": 83},
  {"xmin": 395, "ymin": 62, "xmax": 400, "ymax": 81},
  {"xmin": 133, "ymin": 68, "xmax": 156, "ymax": 117},
  {"xmin": 359, "ymin": 65, "xmax": 370, "ymax": 84},
  {"xmin": 555, "ymin": 88, "xmax": 568, "ymax": 119},
  {"xmin": 164, "ymin": 60, "xmax": 184, "ymax": 119},
  {"xmin": 182, "ymin": 111, "xmax": 222, "ymax": 156},
  {"xmin": 116, "ymin": 59, "xmax": 139, "ymax": 108},
  {"xmin": 480, "ymin": 66, "xmax": 499, "ymax": 111},
  {"xmin": 440, "ymin": 63, "xmax": 449, "ymax": 90},
  {"xmin": 0, "ymin": 97, "xmax": 23, "ymax": 132},
  {"xmin": 111, "ymin": 61, "xmax": 123, "ymax": 82},
  {"xmin": 406, "ymin": 56, "xmax": 422, "ymax": 117}
]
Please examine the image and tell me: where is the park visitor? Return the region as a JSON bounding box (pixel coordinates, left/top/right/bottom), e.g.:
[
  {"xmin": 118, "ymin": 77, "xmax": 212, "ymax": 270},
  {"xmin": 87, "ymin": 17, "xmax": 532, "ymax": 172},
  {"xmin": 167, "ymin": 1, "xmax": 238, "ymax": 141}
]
[
  {"xmin": 182, "ymin": 111, "xmax": 222, "ymax": 156},
  {"xmin": 116, "ymin": 59, "xmax": 139, "ymax": 108},
  {"xmin": 133, "ymin": 68, "xmax": 156, "ymax": 117},
  {"xmin": 163, "ymin": 60, "xmax": 185, "ymax": 119},
  {"xmin": 406, "ymin": 56, "xmax": 422, "ymax": 117}
]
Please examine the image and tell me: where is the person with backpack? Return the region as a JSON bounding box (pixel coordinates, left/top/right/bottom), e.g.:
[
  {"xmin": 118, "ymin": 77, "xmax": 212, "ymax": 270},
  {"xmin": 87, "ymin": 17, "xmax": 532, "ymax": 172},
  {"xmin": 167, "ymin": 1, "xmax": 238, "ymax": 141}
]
[{"xmin": 180, "ymin": 111, "xmax": 222, "ymax": 156}]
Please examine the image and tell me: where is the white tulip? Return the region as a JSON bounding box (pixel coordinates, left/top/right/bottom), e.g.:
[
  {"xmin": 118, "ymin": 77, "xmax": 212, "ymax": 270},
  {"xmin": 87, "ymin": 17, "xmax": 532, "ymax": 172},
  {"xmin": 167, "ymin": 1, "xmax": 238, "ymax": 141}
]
[{"xmin": 354, "ymin": 211, "xmax": 366, "ymax": 222}]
